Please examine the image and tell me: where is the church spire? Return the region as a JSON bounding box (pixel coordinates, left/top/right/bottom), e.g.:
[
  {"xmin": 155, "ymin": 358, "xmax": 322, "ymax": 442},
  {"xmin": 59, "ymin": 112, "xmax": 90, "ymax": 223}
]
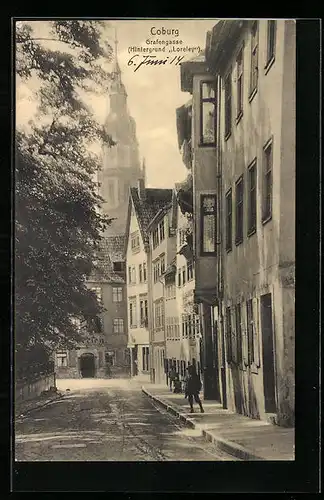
[{"xmin": 112, "ymin": 26, "xmax": 121, "ymax": 77}]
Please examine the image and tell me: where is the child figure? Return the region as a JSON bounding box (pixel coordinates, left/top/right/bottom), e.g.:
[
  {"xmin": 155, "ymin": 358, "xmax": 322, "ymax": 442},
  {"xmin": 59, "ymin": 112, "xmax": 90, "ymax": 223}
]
[{"xmin": 173, "ymin": 374, "xmax": 182, "ymax": 393}]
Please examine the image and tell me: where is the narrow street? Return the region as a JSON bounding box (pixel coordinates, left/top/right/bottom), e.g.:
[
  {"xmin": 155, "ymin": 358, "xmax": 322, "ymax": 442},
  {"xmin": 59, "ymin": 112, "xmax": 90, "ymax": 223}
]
[{"xmin": 15, "ymin": 379, "xmax": 236, "ymax": 461}]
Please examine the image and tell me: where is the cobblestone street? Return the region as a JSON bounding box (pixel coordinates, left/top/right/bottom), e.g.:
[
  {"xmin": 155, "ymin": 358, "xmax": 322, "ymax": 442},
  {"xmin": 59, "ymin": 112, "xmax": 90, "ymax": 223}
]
[{"xmin": 15, "ymin": 379, "xmax": 238, "ymax": 461}]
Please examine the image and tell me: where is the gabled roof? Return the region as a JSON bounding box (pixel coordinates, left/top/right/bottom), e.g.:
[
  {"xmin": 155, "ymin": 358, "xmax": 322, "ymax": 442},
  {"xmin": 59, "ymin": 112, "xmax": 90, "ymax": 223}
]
[
  {"xmin": 125, "ymin": 187, "xmax": 173, "ymax": 253},
  {"xmin": 88, "ymin": 236, "xmax": 126, "ymax": 284}
]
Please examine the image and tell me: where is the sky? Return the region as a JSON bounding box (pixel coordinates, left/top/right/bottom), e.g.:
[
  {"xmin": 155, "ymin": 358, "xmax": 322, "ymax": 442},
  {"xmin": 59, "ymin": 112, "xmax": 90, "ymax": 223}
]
[{"xmin": 16, "ymin": 19, "xmax": 219, "ymax": 188}]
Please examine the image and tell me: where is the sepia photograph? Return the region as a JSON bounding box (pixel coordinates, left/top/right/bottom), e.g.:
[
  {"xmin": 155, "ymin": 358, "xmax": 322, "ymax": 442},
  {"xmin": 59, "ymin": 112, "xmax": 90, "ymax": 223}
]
[{"xmin": 14, "ymin": 18, "xmax": 296, "ymax": 467}]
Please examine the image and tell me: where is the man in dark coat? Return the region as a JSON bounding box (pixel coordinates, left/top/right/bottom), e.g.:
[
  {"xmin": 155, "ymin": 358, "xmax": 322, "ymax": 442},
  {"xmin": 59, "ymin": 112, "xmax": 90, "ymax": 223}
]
[{"xmin": 185, "ymin": 365, "xmax": 204, "ymax": 413}]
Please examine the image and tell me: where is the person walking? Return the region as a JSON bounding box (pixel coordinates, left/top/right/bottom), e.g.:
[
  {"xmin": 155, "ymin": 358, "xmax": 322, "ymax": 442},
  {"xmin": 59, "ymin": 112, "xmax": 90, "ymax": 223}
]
[
  {"xmin": 168, "ymin": 366, "xmax": 176, "ymax": 392},
  {"xmin": 185, "ymin": 365, "xmax": 204, "ymax": 413}
]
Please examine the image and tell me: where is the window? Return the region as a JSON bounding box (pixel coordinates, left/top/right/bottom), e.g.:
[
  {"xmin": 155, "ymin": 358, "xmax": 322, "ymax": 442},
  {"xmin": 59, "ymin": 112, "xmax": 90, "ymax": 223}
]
[
  {"xmin": 263, "ymin": 140, "xmax": 273, "ymax": 222},
  {"xmin": 235, "ymin": 304, "xmax": 243, "ymax": 365},
  {"xmin": 177, "ymin": 269, "xmax": 182, "ymax": 287},
  {"xmin": 235, "ymin": 176, "xmax": 244, "ymax": 245},
  {"xmin": 160, "ymin": 254, "xmax": 165, "ymax": 275},
  {"xmin": 113, "ymin": 318, "xmax": 124, "ymax": 334},
  {"xmin": 131, "ymin": 266, "xmax": 136, "ymax": 284},
  {"xmin": 139, "ymin": 264, "xmax": 143, "ymax": 283},
  {"xmin": 187, "ymin": 260, "xmax": 193, "ymax": 281},
  {"xmin": 246, "ymin": 299, "xmax": 254, "ymax": 365},
  {"xmin": 128, "ymin": 266, "xmax": 132, "ymax": 284},
  {"xmin": 154, "ymin": 299, "xmax": 164, "ymax": 330},
  {"xmin": 225, "ymin": 189, "xmax": 232, "ymax": 252},
  {"xmin": 200, "ymin": 81, "xmax": 217, "ymax": 145},
  {"xmin": 143, "ymin": 262, "xmax": 147, "ymax": 282},
  {"xmin": 112, "ymin": 287, "xmax": 122, "ymax": 302},
  {"xmin": 250, "ymin": 21, "xmax": 259, "ymax": 96},
  {"xmin": 201, "ymin": 194, "xmax": 217, "ymax": 254},
  {"xmin": 248, "ymin": 161, "xmax": 257, "ymax": 235},
  {"xmin": 113, "ymin": 261, "xmax": 124, "ymax": 273},
  {"xmin": 57, "ymin": 351, "xmax": 68, "ymax": 367},
  {"xmin": 153, "ymin": 260, "xmax": 160, "ymax": 283},
  {"xmin": 140, "ymin": 298, "xmax": 148, "ymax": 327},
  {"xmin": 224, "ymin": 73, "xmax": 232, "ymax": 137},
  {"xmin": 142, "ymin": 347, "xmax": 149, "ymax": 371},
  {"xmin": 182, "ymin": 265, "xmax": 186, "ymax": 285},
  {"xmin": 129, "ymin": 298, "xmax": 137, "ymax": 328},
  {"xmin": 225, "ymin": 307, "xmax": 232, "ymax": 362},
  {"xmin": 152, "ymin": 227, "xmax": 159, "ymax": 249},
  {"xmin": 236, "ymin": 48, "xmax": 244, "ymax": 120},
  {"xmin": 159, "ymin": 219, "xmax": 165, "ymax": 242},
  {"xmin": 266, "ymin": 20, "xmax": 276, "ymax": 66},
  {"xmin": 131, "ymin": 231, "xmax": 140, "ymax": 253},
  {"xmin": 90, "ymin": 287, "xmax": 102, "ymax": 304}
]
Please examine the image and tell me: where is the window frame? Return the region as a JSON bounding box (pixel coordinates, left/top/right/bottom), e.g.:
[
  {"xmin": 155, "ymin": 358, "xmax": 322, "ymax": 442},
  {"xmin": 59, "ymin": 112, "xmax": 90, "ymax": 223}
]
[
  {"xmin": 224, "ymin": 71, "xmax": 232, "ymax": 139},
  {"xmin": 199, "ymin": 80, "xmax": 217, "ymax": 147},
  {"xmin": 235, "ymin": 303, "xmax": 243, "ymax": 367},
  {"xmin": 225, "ymin": 307, "xmax": 233, "ymax": 363},
  {"xmin": 265, "ymin": 20, "xmax": 276, "ymax": 72},
  {"xmin": 159, "ymin": 219, "xmax": 165, "ymax": 242},
  {"xmin": 139, "ymin": 297, "xmax": 148, "ymax": 327},
  {"xmin": 112, "ymin": 286, "xmax": 123, "ymax": 303},
  {"xmin": 57, "ymin": 351, "xmax": 68, "ymax": 367},
  {"xmin": 200, "ymin": 193, "xmax": 217, "ymax": 256},
  {"xmin": 249, "ymin": 21, "xmax": 259, "ymax": 100},
  {"xmin": 225, "ymin": 188, "xmax": 233, "ymax": 252},
  {"xmin": 247, "ymin": 159, "xmax": 257, "ymax": 236},
  {"xmin": 235, "ymin": 176, "xmax": 244, "ymax": 246},
  {"xmin": 236, "ymin": 46, "xmax": 244, "ymax": 122},
  {"xmin": 129, "ymin": 298, "xmax": 137, "ymax": 328},
  {"xmin": 262, "ymin": 138, "xmax": 273, "ymax": 224},
  {"xmin": 113, "ymin": 318, "xmax": 124, "ymax": 334}
]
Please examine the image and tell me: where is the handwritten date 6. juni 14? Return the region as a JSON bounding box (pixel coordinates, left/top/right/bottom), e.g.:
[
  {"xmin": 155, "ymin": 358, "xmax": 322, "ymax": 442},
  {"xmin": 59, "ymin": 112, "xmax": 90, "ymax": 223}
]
[{"xmin": 127, "ymin": 55, "xmax": 184, "ymax": 73}]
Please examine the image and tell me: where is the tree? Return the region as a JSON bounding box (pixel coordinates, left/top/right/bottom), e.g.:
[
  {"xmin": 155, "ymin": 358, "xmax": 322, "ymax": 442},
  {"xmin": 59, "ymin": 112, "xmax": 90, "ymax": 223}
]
[{"xmin": 15, "ymin": 20, "xmax": 114, "ymax": 361}]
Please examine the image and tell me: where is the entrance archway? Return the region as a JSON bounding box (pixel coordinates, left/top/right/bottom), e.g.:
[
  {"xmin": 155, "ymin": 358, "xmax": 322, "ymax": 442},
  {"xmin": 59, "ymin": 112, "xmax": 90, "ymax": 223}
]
[{"xmin": 79, "ymin": 353, "xmax": 96, "ymax": 378}]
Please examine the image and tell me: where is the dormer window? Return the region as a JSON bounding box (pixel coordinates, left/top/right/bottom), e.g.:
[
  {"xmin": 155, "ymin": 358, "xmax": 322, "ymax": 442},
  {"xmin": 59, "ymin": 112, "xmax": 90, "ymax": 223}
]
[
  {"xmin": 131, "ymin": 231, "xmax": 140, "ymax": 253},
  {"xmin": 200, "ymin": 81, "xmax": 217, "ymax": 146},
  {"xmin": 113, "ymin": 261, "xmax": 124, "ymax": 273}
]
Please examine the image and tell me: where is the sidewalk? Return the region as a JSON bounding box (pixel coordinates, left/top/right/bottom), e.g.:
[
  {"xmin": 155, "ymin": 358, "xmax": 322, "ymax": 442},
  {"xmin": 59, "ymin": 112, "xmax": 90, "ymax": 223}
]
[{"xmin": 142, "ymin": 383, "xmax": 295, "ymax": 461}]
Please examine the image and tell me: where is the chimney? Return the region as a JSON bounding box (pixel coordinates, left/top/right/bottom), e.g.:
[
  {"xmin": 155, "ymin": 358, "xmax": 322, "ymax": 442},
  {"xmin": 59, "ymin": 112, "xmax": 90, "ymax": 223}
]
[{"xmin": 137, "ymin": 177, "xmax": 146, "ymax": 200}]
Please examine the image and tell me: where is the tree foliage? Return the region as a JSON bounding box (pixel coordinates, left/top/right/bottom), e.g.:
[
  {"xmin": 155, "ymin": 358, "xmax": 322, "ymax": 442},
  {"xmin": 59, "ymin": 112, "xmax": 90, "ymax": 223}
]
[{"xmin": 15, "ymin": 20, "xmax": 114, "ymax": 358}]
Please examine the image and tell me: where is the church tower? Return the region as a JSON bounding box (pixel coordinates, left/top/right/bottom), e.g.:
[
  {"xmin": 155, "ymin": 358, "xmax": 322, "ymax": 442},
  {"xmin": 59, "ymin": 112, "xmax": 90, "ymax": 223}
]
[{"xmin": 99, "ymin": 33, "xmax": 145, "ymax": 236}]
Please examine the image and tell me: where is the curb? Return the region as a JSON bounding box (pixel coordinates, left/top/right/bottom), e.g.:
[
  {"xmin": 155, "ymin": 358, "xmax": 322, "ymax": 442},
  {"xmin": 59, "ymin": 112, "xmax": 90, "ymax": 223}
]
[
  {"xmin": 142, "ymin": 386, "xmax": 265, "ymax": 461},
  {"xmin": 16, "ymin": 392, "xmax": 65, "ymax": 418}
]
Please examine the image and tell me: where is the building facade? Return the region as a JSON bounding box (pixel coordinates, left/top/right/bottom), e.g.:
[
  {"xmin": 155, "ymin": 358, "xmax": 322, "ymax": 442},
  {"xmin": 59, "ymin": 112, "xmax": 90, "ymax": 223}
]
[
  {"xmin": 147, "ymin": 194, "xmax": 174, "ymax": 385},
  {"xmin": 163, "ymin": 187, "xmax": 202, "ymax": 382},
  {"xmin": 177, "ymin": 20, "xmax": 295, "ymax": 426},
  {"xmin": 55, "ymin": 236, "xmax": 129, "ymax": 379},
  {"xmin": 125, "ymin": 181, "xmax": 173, "ymax": 381}
]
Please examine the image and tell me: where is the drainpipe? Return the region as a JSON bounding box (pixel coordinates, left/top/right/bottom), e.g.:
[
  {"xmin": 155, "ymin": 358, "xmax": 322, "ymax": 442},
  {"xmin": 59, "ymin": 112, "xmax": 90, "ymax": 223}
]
[
  {"xmin": 158, "ymin": 274, "xmax": 167, "ymax": 384},
  {"xmin": 147, "ymin": 245, "xmax": 154, "ymax": 383},
  {"xmin": 216, "ymin": 73, "xmax": 227, "ymax": 408}
]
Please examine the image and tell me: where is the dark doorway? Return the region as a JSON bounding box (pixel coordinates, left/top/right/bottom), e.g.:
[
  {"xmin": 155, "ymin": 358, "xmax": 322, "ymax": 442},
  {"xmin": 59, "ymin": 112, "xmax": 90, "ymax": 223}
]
[
  {"xmin": 260, "ymin": 293, "xmax": 277, "ymax": 413},
  {"xmin": 80, "ymin": 353, "xmax": 96, "ymax": 378}
]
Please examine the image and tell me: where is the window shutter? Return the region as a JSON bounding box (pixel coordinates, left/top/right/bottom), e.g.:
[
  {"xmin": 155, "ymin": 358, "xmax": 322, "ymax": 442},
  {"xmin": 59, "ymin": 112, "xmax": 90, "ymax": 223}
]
[
  {"xmin": 252, "ymin": 297, "xmax": 261, "ymax": 367},
  {"xmin": 241, "ymin": 304, "xmax": 248, "ymax": 369},
  {"xmin": 231, "ymin": 308, "xmax": 237, "ymax": 363}
]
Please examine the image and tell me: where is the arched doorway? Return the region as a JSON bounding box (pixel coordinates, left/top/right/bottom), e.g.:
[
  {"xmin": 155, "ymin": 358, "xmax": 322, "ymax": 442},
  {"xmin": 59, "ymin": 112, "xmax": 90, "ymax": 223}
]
[{"xmin": 79, "ymin": 353, "xmax": 96, "ymax": 378}]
